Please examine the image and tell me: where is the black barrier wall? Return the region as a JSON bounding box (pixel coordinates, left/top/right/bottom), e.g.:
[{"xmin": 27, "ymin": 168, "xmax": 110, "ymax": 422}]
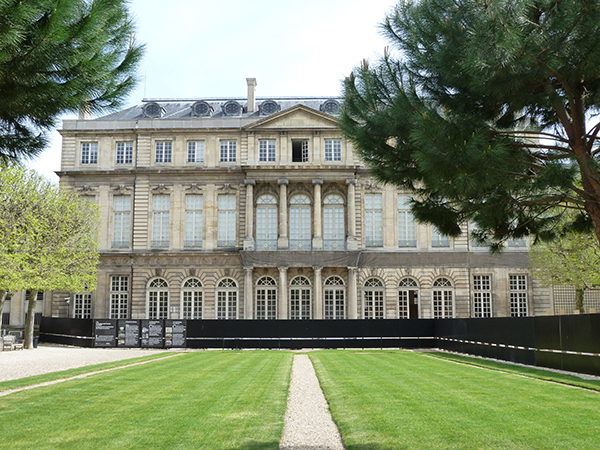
[{"xmin": 39, "ymin": 315, "xmax": 600, "ymax": 375}]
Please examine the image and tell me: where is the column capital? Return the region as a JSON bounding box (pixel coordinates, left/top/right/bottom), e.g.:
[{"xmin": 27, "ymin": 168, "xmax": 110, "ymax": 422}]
[
  {"xmin": 312, "ymin": 178, "xmax": 324, "ymax": 185},
  {"xmin": 278, "ymin": 179, "xmax": 289, "ymax": 185},
  {"xmin": 312, "ymin": 266, "xmax": 323, "ymax": 272},
  {"xmin": 346, "ymin": 178, "xmax": 357, "ymax": 186},
  {"xmin": 244, "ymin": 179, "xmax": 256, "ymax": 186},
  {"xmin": 278, "ymin": 266, "xmax": 289, "ymax": 272}
]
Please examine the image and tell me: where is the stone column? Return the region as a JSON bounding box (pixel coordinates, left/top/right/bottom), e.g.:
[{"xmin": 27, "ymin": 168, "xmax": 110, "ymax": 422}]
[
  {"xmin": 244, "ymin": 179, "xmax": 255, "ymax": 250},
  {"xmin": 313, "ymin": 266, "xmax": 323, "ymax": 319},
  {"xmin": 278, "ymin": 179, "xmax": 289, "ymax": 249},
  {"xmin": 312, "ymin": 179, "xmax": 323, "ymax": 249},
  {"xmin": 244, "ymin": 267, "xmax": 253, "ymax": 319},
  {"xmin": 348, "ymin": 266, "xmax": 358, "ymax": 319},
  {"xmin": 278, "ymin": 266, "xmax": 288, "ymax": 319},
  {"xmin": 346, "ymin": 179, "xmax": 358, "ymax": 250}
]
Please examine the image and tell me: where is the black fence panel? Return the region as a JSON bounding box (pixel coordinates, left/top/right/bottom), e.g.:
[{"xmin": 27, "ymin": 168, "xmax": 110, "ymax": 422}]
[{"xmin": 39, "ymin": 317, "xmax": 94, "ymax": 347}]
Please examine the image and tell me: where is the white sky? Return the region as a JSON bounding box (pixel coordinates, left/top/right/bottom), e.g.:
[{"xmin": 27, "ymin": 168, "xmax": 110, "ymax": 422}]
[{"xmin": 28, "ymin": 0, "xmax": 397, "ymax": 181}]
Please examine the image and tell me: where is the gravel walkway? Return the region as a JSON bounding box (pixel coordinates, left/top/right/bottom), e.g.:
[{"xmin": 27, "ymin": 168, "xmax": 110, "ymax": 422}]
[{"xmin": 280, "ymin": 354, "xmax": 345, "ymax": 450}]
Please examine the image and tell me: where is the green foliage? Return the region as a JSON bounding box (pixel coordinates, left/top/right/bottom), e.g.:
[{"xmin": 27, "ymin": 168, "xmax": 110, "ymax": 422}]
[
  {"xmin": 341, "ymin": 0, "xmax": 600, "ymax": 250},
  {"xmin": 0, "ymin": 0, "xmax": 143, "ymax": 162}
]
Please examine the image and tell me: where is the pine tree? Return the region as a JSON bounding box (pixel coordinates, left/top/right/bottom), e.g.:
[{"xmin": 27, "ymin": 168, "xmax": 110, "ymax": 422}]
[
  {"xmin": 340, "ymin": 0, "xmax": 600, "ymax": 249},
  {"xmin": 0, "ymin": 0, "xmax": 143, "ymax": 162}
]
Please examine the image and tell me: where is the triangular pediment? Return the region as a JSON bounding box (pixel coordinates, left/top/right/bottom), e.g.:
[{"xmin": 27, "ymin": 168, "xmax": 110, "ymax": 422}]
[{"xmin": 244, "ymin": 105, "xmax": 339, "ymax": 130}]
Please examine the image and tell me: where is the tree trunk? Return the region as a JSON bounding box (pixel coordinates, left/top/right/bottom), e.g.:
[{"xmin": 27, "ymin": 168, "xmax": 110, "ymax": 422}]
[
  {"xmin": 575, "ymin": 288, "xmax": 585, "ymax": 314},
  {"xmin": 0, "ymin": 290, "xmax": 6, "ymax": 336},
  {"xmin": 24, "ymin": 290, "xmax": 37, "ymax": 349}
]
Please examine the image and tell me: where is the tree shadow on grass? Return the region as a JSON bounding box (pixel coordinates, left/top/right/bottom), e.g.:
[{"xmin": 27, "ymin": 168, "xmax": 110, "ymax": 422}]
[{"xmin": 224, "ymin": 441, "xmax": 279, "ymax": 450}]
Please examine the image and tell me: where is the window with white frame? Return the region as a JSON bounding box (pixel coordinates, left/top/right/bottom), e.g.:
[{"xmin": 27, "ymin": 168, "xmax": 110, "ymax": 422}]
[
  {"xmin": 185, "ymin": 194, "xmax": 203, "ymax": 247},
  {"xmin": 324, "ymin": 195, "xmax": 345, "ymax": 250},
  {"xmin": 507, "ymin": 237, "xmax": 526, "ymax": 248},
  {"xmin": 473, "ymin": 275, "xmax": 492, "ymax": 317},
  {"xmin": 431, "ymin": 226, "xmax": 450, "ymax": 248},
  {"xmin": 324, "ymin": 276, "xmax": 345, "ymax": 320},
  {"xmin": 220, "ymin": 140, "xmax": 237, "ymax": 162},
  {"xmin": 510, "ymin": 275, "xmax": 528, "ymax": 317},
  {"xmin": 110, "ymin": 276, "xmax": 128, "ymax": 319},
  {"xmin": 398, "ymin": 194, "xmax": 416, "ymax": 247},
  {"xmin": 259, "ymin": 139, "xmax": 276, "ymax": 162},
  {"xmin": 187, "ymin": 141, "xmax": 205, "ymax": 163},
  {"xmin": 433, "ymin": 277, "xmax": 454, "ymax": 318},
  {"xmin": 116, "ymin": 142, "xmax": 133, "ymax": 164},
  {"xmin": 218, "ymin": 194, "xmax": 236, "ymax": 247},
  {"xmin": 112, "ymin": 195, "xmax": 131, "ymax": 248},
  {"xmin": 256, "ymin": 195, "xmax": 277, "ymax": 250},
  {"xmin": 73, "ymin": 293, "xmax": 91, "ymax": 319},
  {"xmin": 363, "ymin": 278, "xmax": 385, "ymax": 319},
  {"xmin": 216, "ymin": 278, "xmax": 238, "ymax": 319},
  {"xmin": 398, "ymin": 278, "xmax": 419, "ymax": 319},
  {"xmin": 291, "ymin": 139, "xmax": 309, "ymax": 162},
  {"xmin": 256, "ymin": 276, "xmax": 277, "ymax": 320},
  {"xmin": 181, "ymin": 278, "xmax": 203, "ymax": 319},
  {"xmin": 148, "ymin": 278, "xmax": 169, "ymax": 319},
  {"xmin": 365, "ymin": 193, "xmax": 383, "ymax": 247},
  {"xmin": 81, "ymin": 142, "xmax": 98, "ymax": 165},
  {"xmin": 290, "ymin": 276, "xmax": 311, "ymax": 320},
  {"xmin": 155, "ymin": 141, "xmax": 172, "ymax": 163},
  {"xmin": 324, "ymin": 139, "xmax": 342, "ymax": 161},
  {"xmin": 290, "ymin": 194, "xmax": 311, "ymax": 250},
  {"xmin": 152, "ymin": 195, "xmax": 170, "ymax": 248}
]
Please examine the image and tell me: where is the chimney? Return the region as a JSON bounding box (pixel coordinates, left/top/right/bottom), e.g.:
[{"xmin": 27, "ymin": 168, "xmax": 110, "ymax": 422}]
[{"xmin": 247, "ymin": 78, "xmax": 257, "ymax": 113}]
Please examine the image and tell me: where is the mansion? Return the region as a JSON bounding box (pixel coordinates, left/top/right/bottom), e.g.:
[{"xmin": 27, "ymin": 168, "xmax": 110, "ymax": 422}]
[{"xmin": 3, "ymin": 79, "xmax": 559, "ymax": 329}]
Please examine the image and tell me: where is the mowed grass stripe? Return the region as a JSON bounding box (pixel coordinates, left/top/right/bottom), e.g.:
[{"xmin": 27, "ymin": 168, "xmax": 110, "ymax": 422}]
[
  {"xmin": 310, "ymin": 350, "xmax": 600, "ymax": 450},
  {"xmin": 0, "ymin": 351, "xmax": 293, "ymax": 450}
]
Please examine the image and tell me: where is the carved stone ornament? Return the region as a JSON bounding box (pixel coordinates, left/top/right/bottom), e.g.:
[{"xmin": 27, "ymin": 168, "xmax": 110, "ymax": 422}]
[
  {"xmin": 186, "ymin": 183, "xmax": 204, "ymax": 193},
  {"xmin": 152, "ymin": 183, "xmax": 171, "ymax": 193},
  {"xmin": 112, "ymin": 184, "xmax": 132, "ymax": 194},
  {"xmin": 218, "ymin": 183, "xmax": 239, "ymax": 192},
  {"xmin": 78, "ymin": 184, "xmax": 97, "ymax": 194}
]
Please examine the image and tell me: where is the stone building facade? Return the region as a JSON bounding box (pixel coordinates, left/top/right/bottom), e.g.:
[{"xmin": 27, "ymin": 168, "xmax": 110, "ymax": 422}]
[{"xmin": 2, "ymin": 79, "xmax": 555, "ymax": 329}]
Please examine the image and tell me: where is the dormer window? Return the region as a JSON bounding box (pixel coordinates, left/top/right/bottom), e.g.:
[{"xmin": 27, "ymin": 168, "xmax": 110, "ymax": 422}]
[
  {"xmin": 259, "ymin": 100, "xmax": 280, "ymax": 116},
  {"xmin": 222, "ymin": 101, "xmax": 242, "ymax": 116},
  {"xmin": 143, "ymin": 102, "xmax": 163, "ymax": 118},
  {"xmin": 191, "ymin": 101, "xmax": 213, "ymax": 117},
  {"xmin": 320, "ymin": 99, "xmax": 340, "ymax": 115}
]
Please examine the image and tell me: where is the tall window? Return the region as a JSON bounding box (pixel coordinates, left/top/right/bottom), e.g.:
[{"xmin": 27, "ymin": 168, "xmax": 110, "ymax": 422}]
[
  {"xmin": 112, "ymin": 195, "xmax": 131, "ymax": 248},
  {"xmin": 398, "ymin": 278, "xmax": 419, "ymax": 319},
  {"xmin": 218, "ymin": 194, "xmax": 236, "ymax": 247},
  {"xmin": 152, "ymin": 195, "xmax": 170, "ymax": 248},
  {"xmin": 155, "ymin": 141, "xmax": 172, "ymax": 163},
  {"xmin": 290, "ymin": 195, "xmax": 311, "ymax": 250},
  {"xmin": 181, "ymin": 278, "xmax": 203, "ymax": 319},
  {"xmin": 433, "ymin": 277, "xmax": 454, "ymax": 318},
  {"xmin": 256, "ymin": 195, "xmax": 277, "ymax": 250},
  {"xmin": 256, "ymin": 276, "xmax": 277, "ymax": 320},
  {"xmin": 473, "ymin": 275, "xmax": 492, "ymax": 317},
  {"xmin": 431, "ymin": 227, "xmax": 450, "ymax": 248},
  {"xmin": 81, "ymin": 142, "xmax": 98, "ymax": 164},
  {"xmin": 110, "ymin": 276, "xmax": 128, "ymax": 319},
  {"xmin": 187, "ymin": 141, "xmax": 205, "ymax": 163},
  {"xmin": 324, "ymin": 139, "xmax": 342, "ymax": 161},
  {"xmin": 216, "ymin": 278, "xmax": 238, "ymax": 319},
  {"xmin": 324, "ymin": 276, "xmax": 345, "ymax": 320},
  {"xmin": 398, "ymin": 194, "xmax": 416, "ymax": 247},
  {"xmin": 510, "ymin": 275, "xmax": 528, "ymax": 317},
  {"xmin": 292, "ymin": 139, "xmax": 309, "ymax": 162},
  {"xmin": 73, "ymin": 293, "xmax": 91, "ymax": 319},
  {"xmin": 259, "ymin": 140, "xmax": 276, "ymax": 162},
  {"xmin": 365, "ymin": 194, "xmax": 383, "ymax": 247},
  {"xmin": 324, "ymin": 195, "xmax": 345, "ymax": 250},
  {"xmin": 290, "ymin": 276, "xmax": 311, "ymax": 320},
  {"xmin": 148, "ymin": 278, "xmax": 169, "ymax": 319},
  {"xmin": 220, "ymin": 140, "xmax": 237, "ymax": 162},
  {"xmin": 363, "ymin": 278, "xmax": 384, "ymax": 319},
  {"xmin": 185, "ymin": 194, "xmax": 203, "ymax": 247},
  {"xmin": 116, "ymin": 142, "xmax": 133, "ymax": 164}
]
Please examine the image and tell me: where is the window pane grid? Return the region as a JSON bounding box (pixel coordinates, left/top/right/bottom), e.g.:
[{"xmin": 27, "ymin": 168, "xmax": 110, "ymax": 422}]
[
  {"xmin": 112, "ymin": 195, "xmax": 131, "ymax": 248},
  {"xmin": 290, "ymin": 204, "xmax": 311, "ymax": 251},
  {"xmin": 116, "ymin": 142, "xmax": 133, "ymax": 164},
  {"xmin": 510, "ymin": 275, "xmax": 528, "ymax": 317},
  {"xmin": 187, "ymin": 141, "xmax": 205, "ymax": 163},
  {"xmin": 182, "ymin": 291, "xmax": 203, "ymax": 319},
  {"xmin": 185, "ymin": 194, "xmax": 203, "ymax": 247},
  {"xmin": 324, "ymin": 139, "xmax": 342, "ymax": 161},
  {"xmin": 81, "ymin": 142, "xmax": 98, "ymax": 164},
  {"xmin": 155, "ymin": 141, "xmax": 172, "ymax": 163},
  {"xmin": 152, "ymin": 195, "xmax": 170, "ymax": 247},
  {"xmin": 259, "ymin": 140, "xmax": 276, "ymax": 162},
  {"xmin": 110, "ymin": 276, "xmax": 128, "ymax": 319},
  {"xmin": 74, "ymin": 293, "xmax": 91, "ymax": 319},
  {"xmin": 473, "ymin": 275, "xmax": 492, "ymax": 317},
  {"xmin": 218, "ymin": 195, "xmax": 236, "ymax": 247},
  {"xmin": 220, "ymin": 141, "xmax": 237, "ymax": 162}
]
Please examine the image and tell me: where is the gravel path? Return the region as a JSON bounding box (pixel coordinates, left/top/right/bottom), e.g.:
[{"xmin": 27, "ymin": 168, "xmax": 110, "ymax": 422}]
[{"xmin": 280, "ymin": 354, "xmax": 345, "ymax": 450}]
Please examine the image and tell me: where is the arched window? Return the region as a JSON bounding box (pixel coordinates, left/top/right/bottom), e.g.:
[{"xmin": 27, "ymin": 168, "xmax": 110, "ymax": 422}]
[
  {"xmin": 290, "ymin": 276, "xmax": 311, "ymax": 319},
  {"xmin": 324, "ymin": 276, "xmax": 345, "ymax": 319},
  {"xmin": 398, "ymin": 278, "xmax": 419, "ymax": 319},
  {"xmin": 216, "ymin": 278, "xmax": 238, "ymax": 319},
  {"xmin": 290, "ymin": 195, "xmax": 311, "ymax": 251},
  {"xmin": 433, "ymin": 277, "xmax": 454, "ymax": 318},
  {"xmin": 147, "ymin": 278, "xmax": 169, "ymax": 319},
  {"xmin": 323, "ymin": 195, "xmax": 345, "ymax": 250},
  {"xmin": 256, "ymin": 276, "xmax": 277, "ymax": 320},
  {"xmin": 363, "ymin": 278, "xmax": 384, "ymax": 319},
  {"xmin": 256, "ymin": 195, "xmax": 277, "ymax": 251},
  {"xmin": 181, "ymin": 278, "xmax": 203, "ymax": 319}
]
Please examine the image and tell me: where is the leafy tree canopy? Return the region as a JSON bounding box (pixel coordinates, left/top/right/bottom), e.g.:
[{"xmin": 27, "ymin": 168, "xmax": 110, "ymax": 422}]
[
  {"xmin": 0, "ymin": 0, "xmax": 143, "ymax": 162},
  {"xmin": 340, "ymin": 0, "xmax": 600, "ymax": 250}
]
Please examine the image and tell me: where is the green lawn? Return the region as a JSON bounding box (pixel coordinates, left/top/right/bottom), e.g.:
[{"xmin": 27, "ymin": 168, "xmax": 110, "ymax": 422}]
[
  {"xmin": 0, "ymin": 351, "xmax": 293, "ymax": 450},
  {"xmin": 310, "ymin": 350, "xmax": 600, "ymax": 450}
]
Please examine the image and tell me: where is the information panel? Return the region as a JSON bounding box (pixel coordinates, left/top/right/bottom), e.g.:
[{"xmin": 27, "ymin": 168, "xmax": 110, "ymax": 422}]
[
  {"xmin": 165, "ymin": 320, "xmax": 186, "ymax": 348},
  {"xmin": 117, "ymin": 320, "xmax": 141, "ymax": 347},
  {"xmin": 94, "ymin": 320, "xmax": 117, "ymax": 347},
  {"xmin": 141, "ymin": 319, "xmax": 164, "ymax": 348}
]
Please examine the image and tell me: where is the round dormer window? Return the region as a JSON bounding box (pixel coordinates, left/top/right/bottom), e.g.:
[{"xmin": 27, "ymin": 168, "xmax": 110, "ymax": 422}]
[
  {"xmin": 259, "ymin": 100, "xmax": 280, "ymax": 116},
  {"xmin": 222, "ymin": 101, "xmax": 242, "ymax": 116},
  {"xmin": 191, "ymin": 101, "xmax": 213, "ymax": 117},
  {"xmin": 320, "ymin": 99, "xmax": 340, "ymax": 115},
  {"xmin": 143, "ymin": 102, "xmax": 162, "ymax": 118}
]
